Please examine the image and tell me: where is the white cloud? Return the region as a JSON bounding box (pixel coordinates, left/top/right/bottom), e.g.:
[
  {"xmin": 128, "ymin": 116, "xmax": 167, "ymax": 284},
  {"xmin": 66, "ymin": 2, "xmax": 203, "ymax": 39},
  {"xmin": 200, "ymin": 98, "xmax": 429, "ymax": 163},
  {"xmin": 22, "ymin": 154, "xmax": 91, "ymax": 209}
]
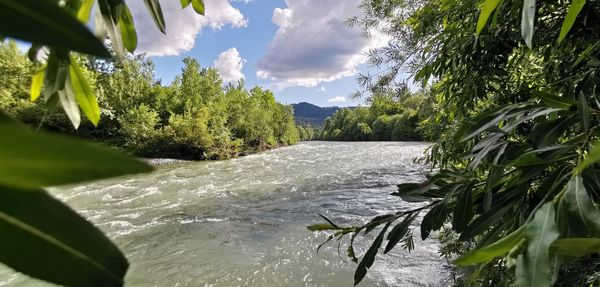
[
  {"xmin": 128, "ymin": 0, "xmax": 247, "ymax": 56},
  {"xmin": 213, "ymin": 48, "xmax": 246, "ymax": 83},
  {"xmin": 272, "ymin": 8, "xmax": 293, "ymax": 31},
  {"xmin": 319, "ymin": 86, "xmax": 326, "ymax": 92},
  {"xmin": 256, "ymin": 0, "xmax": 389, "ymax": 88},
  {"xmin": 328, "ymin": 96, "xmax": 346, "ymax": 103}
]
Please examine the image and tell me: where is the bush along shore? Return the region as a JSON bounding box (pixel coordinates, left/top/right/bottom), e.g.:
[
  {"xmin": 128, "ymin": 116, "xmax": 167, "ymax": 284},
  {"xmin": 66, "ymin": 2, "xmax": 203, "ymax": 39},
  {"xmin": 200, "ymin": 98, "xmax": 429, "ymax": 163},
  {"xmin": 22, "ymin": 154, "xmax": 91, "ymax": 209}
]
[{"xmin": 1, "ymin": 41, "xmax": 311, "ymax": 160}]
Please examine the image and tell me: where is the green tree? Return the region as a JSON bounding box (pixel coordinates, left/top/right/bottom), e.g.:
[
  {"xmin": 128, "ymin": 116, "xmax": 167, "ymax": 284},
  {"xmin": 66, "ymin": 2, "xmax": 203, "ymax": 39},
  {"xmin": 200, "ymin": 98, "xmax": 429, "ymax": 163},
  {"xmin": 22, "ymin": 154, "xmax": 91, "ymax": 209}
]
[{"xmin": 0, "ymin": 41, "xmax": 34, "ymax": 116}]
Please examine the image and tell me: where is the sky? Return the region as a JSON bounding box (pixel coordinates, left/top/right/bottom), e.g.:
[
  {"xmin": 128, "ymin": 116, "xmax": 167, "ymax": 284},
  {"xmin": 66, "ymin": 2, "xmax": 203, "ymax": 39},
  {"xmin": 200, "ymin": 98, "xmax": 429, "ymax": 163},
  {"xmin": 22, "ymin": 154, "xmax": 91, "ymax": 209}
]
[{"xmin": 126, "ymin": 0, "xmax": 389, "ymax": 107}]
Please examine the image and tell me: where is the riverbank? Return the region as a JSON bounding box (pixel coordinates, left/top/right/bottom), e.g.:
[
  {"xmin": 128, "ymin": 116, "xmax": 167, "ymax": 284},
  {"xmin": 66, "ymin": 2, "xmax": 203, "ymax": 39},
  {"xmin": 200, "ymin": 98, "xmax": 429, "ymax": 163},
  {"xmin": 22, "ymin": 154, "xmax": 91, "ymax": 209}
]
[
  {"xmin": 141, "ymin": 158, "xmax": 191, "ymax": 166},
  {"xmin": 138, "ymin": 141, "xmax": 300, "ymax": 164}
]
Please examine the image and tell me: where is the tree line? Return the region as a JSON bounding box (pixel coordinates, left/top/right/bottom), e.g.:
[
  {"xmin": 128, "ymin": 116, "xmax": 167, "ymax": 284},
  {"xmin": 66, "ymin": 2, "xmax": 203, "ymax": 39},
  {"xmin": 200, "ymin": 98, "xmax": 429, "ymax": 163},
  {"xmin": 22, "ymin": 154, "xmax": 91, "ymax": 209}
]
[
  {"xmin": 319, "ymin": 88, "xmax": 434, "ymax": 141},
  {"xmin": 1, "ymin": 40, "xmax": 309, "ymax": 160}
]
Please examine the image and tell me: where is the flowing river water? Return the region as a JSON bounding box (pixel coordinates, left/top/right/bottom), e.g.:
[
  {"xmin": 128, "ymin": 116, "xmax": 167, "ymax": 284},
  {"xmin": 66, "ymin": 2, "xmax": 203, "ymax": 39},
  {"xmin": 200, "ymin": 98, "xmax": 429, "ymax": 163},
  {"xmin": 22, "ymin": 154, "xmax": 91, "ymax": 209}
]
[{"xmin": 0, "ymin": 142, "xmax": 450, "ymax": 286}]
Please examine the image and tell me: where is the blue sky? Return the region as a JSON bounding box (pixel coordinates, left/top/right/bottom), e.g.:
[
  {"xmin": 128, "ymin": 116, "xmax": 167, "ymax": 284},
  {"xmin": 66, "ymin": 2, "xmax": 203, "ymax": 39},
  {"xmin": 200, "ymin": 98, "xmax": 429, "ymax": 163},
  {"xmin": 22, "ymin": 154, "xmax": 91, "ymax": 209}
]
[{"xmin": 127, "ymin": 0, "xmax": 389, "ymax": 107}]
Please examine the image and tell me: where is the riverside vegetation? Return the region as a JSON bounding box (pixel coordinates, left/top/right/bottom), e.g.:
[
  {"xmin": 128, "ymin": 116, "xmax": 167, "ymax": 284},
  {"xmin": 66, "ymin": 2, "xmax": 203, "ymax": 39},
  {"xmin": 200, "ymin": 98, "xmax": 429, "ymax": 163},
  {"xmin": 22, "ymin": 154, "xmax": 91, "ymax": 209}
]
[
  {"xmin": 1, "ymin": 41, "xmax": 303, "ymax": 160},
  {"xmin": 319, "ymin": 88, "xmax": 433, "ymax": 141}
]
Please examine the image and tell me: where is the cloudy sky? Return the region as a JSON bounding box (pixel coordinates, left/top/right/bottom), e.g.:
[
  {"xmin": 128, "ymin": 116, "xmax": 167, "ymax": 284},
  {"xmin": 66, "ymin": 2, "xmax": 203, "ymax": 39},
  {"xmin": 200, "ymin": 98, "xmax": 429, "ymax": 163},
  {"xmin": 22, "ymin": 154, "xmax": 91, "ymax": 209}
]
[{"xmin": 127, "ymin": 0, "xmax": 387, "ymax": 107}]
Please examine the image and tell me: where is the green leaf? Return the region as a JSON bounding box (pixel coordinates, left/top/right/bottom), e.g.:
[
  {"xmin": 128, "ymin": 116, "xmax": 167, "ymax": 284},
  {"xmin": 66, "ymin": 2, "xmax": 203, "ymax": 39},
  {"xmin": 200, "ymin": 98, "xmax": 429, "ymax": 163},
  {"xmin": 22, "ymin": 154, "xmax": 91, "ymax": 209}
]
[
  {"xmin": 452, "ymin": 187, "xmax": 474, "ymax": 233},
  {"xmin": 0, "ymin": 0, "xmax": 109, "ymax": 57},
  {"xmin": 530, "ymin": 116, "xmax": 577, "ymax": 148},
  {"xmin": 558, "ymin": 0, "xmax": 586, "ymax": 44},
  {"xmin": 576, "ymin": 141, "xmax": 600, "ymax": 174},
  {"xmin": 550, "ymin": 238, "xmax": 600, "ymax": 257},
  {"xmin": 515, "ymin": 202, "xmax": 559, "ymax": 287},
  {"xmin": 98, "ymin": 0, "xmax": 125, "ymax": 59},
  {"xmin": 69, "ymin": 59, "xmax": 101, "ymax": 126},
  {"xmin": 459, "ymin": 204, "xmax": 513, "ymax": 241},
  {"xmin": 191, "ymin": 0, "xmax": 205, "ymax": 15},
  {"xmin": 532, "ymin": 90, "xmax": 576, "ymax": 109},
  {"xmin": 307, "ymin": 223, "xmax": 337, "ymax": 231},
  {"xmin": 180, "ymin": 0, "xmax": 192, "ymax": 8},
  {"xmin": 484, "ymin": 165, "xmax": 504, "ymax": 211},
  {"xmin": 319, "ymin": 213, "xmax": 340, "ymax": 229},
  {"xmin": 143, "ymin": 0, "xmax": 166, "ymax": 34},
  {"xmin": 59, "ymin": 81, "xmax": 81, "ymax": 129},
  {"xmin": 573, "ymin": 43, "xmax": 598, "ymax": 68},
  {"xmin": 347, "ymin": 245, "xmax": 358, "ymax": 263},
  {"xmin": 0, "ymin": 121, "xmax": 152, "ymax": 189},
  {"xmin": 391, "ymin": 181, "xmax": 438, "ymax": 202},
  {"xmin": 384, "ymin": 212, "xmax": 418, "ymax": 254},
  {"xmin": 559, "ymin": 176, "xmax": 600, "ymax": 235},
  {"xmin": 77, "ymin": 0, "xmax": 95, "ymax": 23},
  {"xmin": 521, "ymin": 0, "xmax": 536, "ymax": 48},
  {"xmin": 421, "ymin": 201, "xmax": 448, "ymax": 240},
  {"xmin": 476, "ymin": 0, "xmax": 503, "ymax": 37},
  {"xmin": 42, "ymin": 52, "xmax": 69, "ymax": 101},
  {"xmin": 455, "ymin": 226, "xmax": 525, "ymax": 266},
  {"xmin": 364, "ymin": 214, "xmax": 395, "ymax": 235},
  {"xmin": 118, "ymin": 5, "xmax": 137, "ymax": 53},
  {"xmin": 0, "ymin": 185, "xmax": 128, "ymax": 287},
  {"xmin": 354, "ymin": 222, "xmax": 391, "ymax": 286},
  {"xmin": 30, "ymin": 66, "xmax": 45, "ymax": 101},
  {"xmin": 578, "ymin": 91, "xmax": 590, "ymax": 131},
  {"xmin": 461, "ymin": 109, "xmax": 508, "ymax": 142}
]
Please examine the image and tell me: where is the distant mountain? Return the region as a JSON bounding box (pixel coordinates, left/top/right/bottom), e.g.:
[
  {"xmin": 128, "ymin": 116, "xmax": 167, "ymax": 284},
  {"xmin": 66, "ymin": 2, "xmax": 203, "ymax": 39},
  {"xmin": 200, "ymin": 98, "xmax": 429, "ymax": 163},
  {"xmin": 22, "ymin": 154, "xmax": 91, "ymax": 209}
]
[{"xmin": 291, "ymin": 102, "xmax": 342, "ymax": 127}]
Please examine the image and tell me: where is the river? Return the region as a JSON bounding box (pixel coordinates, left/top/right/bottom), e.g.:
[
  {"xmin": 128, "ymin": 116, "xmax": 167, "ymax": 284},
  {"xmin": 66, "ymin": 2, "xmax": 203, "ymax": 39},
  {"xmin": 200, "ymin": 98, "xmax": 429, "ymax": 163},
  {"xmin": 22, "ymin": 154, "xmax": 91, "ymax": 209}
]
[{"xmin": 0, "ymin": 141, "xmax": 450, "ymax": 286}]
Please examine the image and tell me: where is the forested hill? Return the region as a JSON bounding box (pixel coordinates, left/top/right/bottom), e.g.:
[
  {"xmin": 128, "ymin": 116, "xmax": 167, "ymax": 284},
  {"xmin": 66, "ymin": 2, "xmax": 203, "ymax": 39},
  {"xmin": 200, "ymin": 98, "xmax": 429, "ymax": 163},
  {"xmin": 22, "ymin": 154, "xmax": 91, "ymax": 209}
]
[{"xmin": 291, "ymin": 102, "xmax": 342, "ymax": 126}]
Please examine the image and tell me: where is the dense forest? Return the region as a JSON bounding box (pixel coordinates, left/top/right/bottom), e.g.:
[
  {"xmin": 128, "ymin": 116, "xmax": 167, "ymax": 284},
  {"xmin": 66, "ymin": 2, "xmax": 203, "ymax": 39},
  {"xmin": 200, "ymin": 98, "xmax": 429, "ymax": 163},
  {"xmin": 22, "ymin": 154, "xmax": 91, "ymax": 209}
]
[
  {"xmin": 0, "ymin": 41, "xmax": 307, "ymax": 160},
  {"xmin": 319, "ymin": 88, "xmax": 433, "ymax": 141}
]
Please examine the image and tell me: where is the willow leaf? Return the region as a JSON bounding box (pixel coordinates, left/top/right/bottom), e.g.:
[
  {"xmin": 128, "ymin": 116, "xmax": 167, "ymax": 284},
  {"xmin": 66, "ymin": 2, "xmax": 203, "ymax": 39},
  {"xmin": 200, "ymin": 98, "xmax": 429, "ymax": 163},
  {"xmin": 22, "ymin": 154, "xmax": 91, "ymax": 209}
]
[
  {"xmin": 42, "ymin": 52, "xmax": 68, "ymax": 101},
  {"xmin": 578, "ymin": 91, "xmax": 590, "ymax": 131},
  {"xmin": 532, "ymin": 90, "xmax": 576, "ymax": 109},
  {"xmin": 143, "ymin": 0, "xmax": 166, "ymax": 34},
  {"xmin": 550, "ymin": 238, "xmax": 600, "ymax": 257},
  {"xmin": 59, "ymin": 83, "xmax": 81, "ymax": 129},
  {"xmin": 573, "ymin": 43, "xmax": 598, "ymax": 68},
  {"xmin": 384, "ymin": 212, "xmax": 418, "ymax": 254},
  {"xmin": 30, "ymin": 66, "xmax": 45, "ymax": 101},
  {"xmin": 453, "ymin": 187, "xmax": 474, "ymax": 233},
  {"xmin": 77, "ymin": 0, "xmax": 95, "ymax": 23},
  {"xmin": 354, "ymin": 222, "xmax": 391, "ymax": 286},
  {"xmin": 459, "ymin": 204, "xmax": 513, "ymax": 241},
  {"xmin": 455, "ymin": 226, "xmax": 525, "ymax": 266},
  {"xmin": 118, "ymin": 5, "xmax": 136, "ymax": 53},
  {"xmin": 576, "ymin": 141, "xmax": 600, "ymax": 174},
  {"xmin": 515, "ymin": 202, "xmax": 559, "ymax": 287},
  {"xmin": 191, "ymin": 0, "xmax": 205, "ymax": 15},
  {"xmin": 0, "ymin": 0, "xmax": 109, "ymax": 57},
  {"xmin": 69, "ymin": 59, "xmax": 100, "ymax": 126},
  {"xmin": 558, "ymin": 0, "xmax": 586, "ymax": 44},
  {"xmin": 98, "ymin": 0, "xmax": 125, "ymax": 58},
  {"xmin": 307, "ymin": 224, "xmax": 337, "ymax": 231},
  {"xmin": 476, "ymin": 0, "xmax": 503, "ymax": 37},
  {"xmin": 560, "ymin": 176, "xmax": 600, "ymax": 235},
  {"xmin": 0, "ymin": 120, "xmax": 152, "ymax": 189},
  {"xmin": 0, "ymin": 186, "xmax": 128, "ymax": 287},
  {"xmin": 521, "ymin": 0, "xmax": 536, "ymax": 48}
]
